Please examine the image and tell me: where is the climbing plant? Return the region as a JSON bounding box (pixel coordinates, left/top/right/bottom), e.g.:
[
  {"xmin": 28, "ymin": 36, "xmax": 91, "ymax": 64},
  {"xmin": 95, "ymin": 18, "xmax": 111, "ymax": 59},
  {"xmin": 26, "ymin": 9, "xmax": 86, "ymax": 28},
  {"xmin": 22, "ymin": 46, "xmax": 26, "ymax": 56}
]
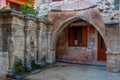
[{"xmin": 20, "ymin": 0, "xmax": 38, "ymax": 16}]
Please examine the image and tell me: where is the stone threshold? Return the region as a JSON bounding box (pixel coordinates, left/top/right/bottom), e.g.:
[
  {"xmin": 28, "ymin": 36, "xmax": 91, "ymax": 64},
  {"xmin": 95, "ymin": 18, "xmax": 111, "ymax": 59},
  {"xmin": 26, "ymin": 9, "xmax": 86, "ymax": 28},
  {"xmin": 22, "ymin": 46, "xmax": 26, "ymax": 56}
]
[{"xmin": 56, "ymin": 60, "xmax": 106, "ymax": 67}]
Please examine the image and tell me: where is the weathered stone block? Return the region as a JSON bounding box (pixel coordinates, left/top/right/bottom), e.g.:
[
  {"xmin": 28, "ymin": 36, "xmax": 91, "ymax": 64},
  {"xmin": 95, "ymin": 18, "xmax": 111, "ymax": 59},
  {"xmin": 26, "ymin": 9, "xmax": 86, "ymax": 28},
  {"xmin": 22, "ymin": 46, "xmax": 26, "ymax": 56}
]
[
  {"xmin": 0, "ymin": 17, "xmax": 3, "ymax": 24},
  {"xmin": 14, "ymin": 51, "xmax": 24, "ymax": 56},
  {"xmin": 107, "ymin": 54, "xmax": 120, "ymax": 72},
  {"xmin": 0, "ymin": 47, "xmax": 3, "ymax": 51},
  {"xmin": 12, "ymin": 16, "xmax": 25, "ymax": 26},
  {"xmin": 0, "ymin": 52, "xmax": 8, "ymax": 78},
  {"xmin": 15, "ymin": 46, "xmax": 25, "ymax": 51},
  {"xmin": 15, "ymin": 41, "xmax": 24, "ymax": 46},
  {"xmin": 15, "ymin": 37, "xmax": 24, "ymax": 42},
  {"xmin": 12, "ymin": 24, "xmax": 24, "ymax": 29}
]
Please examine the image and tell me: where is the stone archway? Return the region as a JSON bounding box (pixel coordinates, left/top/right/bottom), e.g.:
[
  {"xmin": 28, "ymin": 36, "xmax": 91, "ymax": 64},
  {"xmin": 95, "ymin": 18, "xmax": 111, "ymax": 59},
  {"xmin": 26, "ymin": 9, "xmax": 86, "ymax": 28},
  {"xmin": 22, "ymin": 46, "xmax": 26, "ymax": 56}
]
[
  {"xmin": 52, "ymin": 16, "xmax": 106, "ymax": 49},
  {"xmin": 47, "ymin": 15, "xmax": 107, "ymax": 64},
  {"xmin": 47, "ymin": 0, "xmax": 107, "ymax": 64}
]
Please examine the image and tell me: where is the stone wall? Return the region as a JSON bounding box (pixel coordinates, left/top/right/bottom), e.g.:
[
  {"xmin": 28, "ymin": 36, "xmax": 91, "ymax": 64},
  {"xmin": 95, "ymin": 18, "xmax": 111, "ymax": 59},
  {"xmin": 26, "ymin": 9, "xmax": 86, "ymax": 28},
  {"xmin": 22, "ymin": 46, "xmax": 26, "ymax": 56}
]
[
  {"xmin": 0, "ymin": 10, "xmax": 50, "ymax": 76},
  {"xmin": 106, "ymin": 24, "xmax": 120, "ymax": 52},
  {"xmin": 0, "ymin": 52, "xmax": 8, "ymax": 79},
  {"xmin": 97, "ymin": 0, "xmax": 117, "ymax": 22},
  {"xmin": 0, "ymin": 11, "xmax": 8, "ymax": 78},
  {"xmin": 38, "ymin": 0, "xmax": 119, "ymax": 22},
  {"xmin": 106, "ymin": 23, "xmax": 120, "ymax": 72},
  {"xmin": 0, "ymin": 16, "xmax": 4, "ymax": 51}
]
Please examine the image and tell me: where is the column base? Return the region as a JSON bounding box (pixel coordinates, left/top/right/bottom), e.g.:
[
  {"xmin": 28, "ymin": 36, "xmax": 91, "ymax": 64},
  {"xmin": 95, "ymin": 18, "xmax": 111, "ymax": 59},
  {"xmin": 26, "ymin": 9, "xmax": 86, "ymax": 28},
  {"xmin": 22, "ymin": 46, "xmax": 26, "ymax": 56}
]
[
  {"xmin": 107, "ymin": 53, "xmax": 120, "ymax": 72},
  {"xmin": 6, "ymin": 68, "xmax": 15, "ymax": 78},
  {"xmin": 25, "ymin": 64, "xmax": 32, "ymax": 71},
  {"xmin": 36, "ymin": 60, "xmax": 42, "ymax": 65}
]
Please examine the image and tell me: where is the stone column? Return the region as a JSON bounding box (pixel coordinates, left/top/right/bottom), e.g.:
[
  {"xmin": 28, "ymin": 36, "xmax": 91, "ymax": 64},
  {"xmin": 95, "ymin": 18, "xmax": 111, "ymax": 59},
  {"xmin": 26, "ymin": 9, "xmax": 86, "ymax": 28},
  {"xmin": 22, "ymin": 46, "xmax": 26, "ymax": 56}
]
[
  {"xmin": 7, "ymin": 26, "xmax": 16, "ymax": 75},
  {"xmin": 41, "ymin": 23, "xmax": 47, "ymax": 63},
  {"xmin": 24, "ymin": 20, "xmax": 32, "ymax": 70},
  {"xmin": 46, "ymin": 31, "xmax": 55, "ymax": 64},
  {"xmin": 37, "ymin": 22, "xmax": 48, "ymax": 64},
  {"xmin": 44, "ymin": 24, "xmax": 48, "ymax": 63},
  {"xmin": 37, "ymin": 22, "xmax": 42, "ymax": 64},
  {"xmin": 107, "ymin": 52, "xmax": 120, "ymax": 72},
  {"xmin": 46, "ymin": 31, "xmax": 50, "ymax": 63},
  {"xmin": 51, "ymin": 49, "xmax": 56, "ymax": 64},
  {"xmin": 106, "ymin": 24, "xmax": 120, "ymax": 72}
]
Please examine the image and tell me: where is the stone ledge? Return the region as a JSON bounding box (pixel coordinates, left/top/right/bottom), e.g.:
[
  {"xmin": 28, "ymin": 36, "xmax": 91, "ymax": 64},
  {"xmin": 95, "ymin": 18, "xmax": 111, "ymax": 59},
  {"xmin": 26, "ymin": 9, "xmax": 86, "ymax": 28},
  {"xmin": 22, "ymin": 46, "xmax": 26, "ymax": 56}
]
[
  {"xmin": 0, "ymin": 10, "xmax": 50, "ymax": 24},
  {"xmin": 0, "ymin": 10, "xmax": 24, "ymax": 18},
  {"xmin": 105, "ymin": 20, "xmax": 120, "ymax": 25},
  {"xmin": 106, "ymin": 51, "xmax": 120, "ymax": 54},
  {"xmin": 51, "ymin": 5, "xmax": 97, "ymax": 12}
]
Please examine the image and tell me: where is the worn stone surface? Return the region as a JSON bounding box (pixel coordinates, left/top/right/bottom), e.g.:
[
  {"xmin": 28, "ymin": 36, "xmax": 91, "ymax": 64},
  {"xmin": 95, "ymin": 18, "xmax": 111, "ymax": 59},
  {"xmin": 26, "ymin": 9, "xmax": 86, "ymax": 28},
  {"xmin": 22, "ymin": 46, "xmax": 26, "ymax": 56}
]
[
  {"xmin": 106, "ymin": 24, "xmax": 120, "ymax": 52},
  {"xmin": 0, "ymin": 11, "xmax": 49, "ymax": 76},
  {"xmin": 25, "ymin": 63, "xmax": 120, "ymax": 80},
  {"xmin": 0, "ymin": 52, "xmax": 8, "ymax": 79},
  {"xmin": 38, "ymin": 0, "xmax": 119, "ymax": 22},
  {"xmin": 97, "ymin": 0, "xmax": 118, "ymax": 22},
  {"xmin": 107, "ymin": 54, "xmax": 120, "ymax": 72}
]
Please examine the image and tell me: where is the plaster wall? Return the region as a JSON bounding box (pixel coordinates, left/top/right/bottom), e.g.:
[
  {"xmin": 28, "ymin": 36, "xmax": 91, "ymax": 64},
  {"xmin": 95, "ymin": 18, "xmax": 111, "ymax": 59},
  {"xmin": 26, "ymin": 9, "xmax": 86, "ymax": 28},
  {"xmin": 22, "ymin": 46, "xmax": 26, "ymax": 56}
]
[{"xmin": 0, "ymin": 0, "xmax": 6, "ymax": 8}]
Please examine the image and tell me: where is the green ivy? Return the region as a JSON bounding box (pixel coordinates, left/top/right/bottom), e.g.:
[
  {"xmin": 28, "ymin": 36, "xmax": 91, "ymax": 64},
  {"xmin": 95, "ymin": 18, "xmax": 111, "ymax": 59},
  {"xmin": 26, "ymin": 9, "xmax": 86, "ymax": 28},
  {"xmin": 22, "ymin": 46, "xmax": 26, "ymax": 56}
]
[
  {"xmin": 15, "ymin": 59, "xmax": 26, "ymax": 74},
  {"xmin": 110, "ymin": 17, "xmax": 115, "ymax": 20},
  {"xmin": 31, "ymin": 60, "xmax": 38, "ymax": 70},
  {"xmin": 20, "ymin": 0, "xmax": 38, "ymax": 16},
  {"xmin": 0, "ymin": 7, "xmax": 15, "ymax": 11}
]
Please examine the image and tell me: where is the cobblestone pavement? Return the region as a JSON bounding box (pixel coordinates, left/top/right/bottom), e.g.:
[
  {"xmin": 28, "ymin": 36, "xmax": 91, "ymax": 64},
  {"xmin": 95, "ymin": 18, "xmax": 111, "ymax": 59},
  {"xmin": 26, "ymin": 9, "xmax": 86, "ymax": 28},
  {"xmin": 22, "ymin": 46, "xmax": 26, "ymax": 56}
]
[{"xmin": 25, "ymin": 63, "xmax": 120, "ymax": 80}]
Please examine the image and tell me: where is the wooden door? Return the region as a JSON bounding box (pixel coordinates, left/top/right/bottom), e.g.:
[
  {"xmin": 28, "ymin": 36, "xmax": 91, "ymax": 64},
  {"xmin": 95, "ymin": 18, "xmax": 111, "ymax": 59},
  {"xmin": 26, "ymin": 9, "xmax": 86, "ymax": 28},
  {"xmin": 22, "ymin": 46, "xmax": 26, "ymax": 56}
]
[{"xmin": 98, "ymin": 33, "xmax": 106, "ymax": 61}]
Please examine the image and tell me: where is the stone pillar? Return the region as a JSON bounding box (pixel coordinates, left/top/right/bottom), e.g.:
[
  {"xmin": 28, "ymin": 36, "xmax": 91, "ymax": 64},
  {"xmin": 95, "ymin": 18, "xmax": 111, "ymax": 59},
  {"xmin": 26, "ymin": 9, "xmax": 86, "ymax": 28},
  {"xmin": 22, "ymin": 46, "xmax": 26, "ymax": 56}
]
[
  {"xmin": 41, "ymin": 23, "xmax": 47, "ymax": 63},
  {"xmin": 46, "ymin": 31, "xmax": 55, "ymax": 64},
  {"xmin": 24, "ymin": 20, "xmax": 32, "ymax": 70},
  {"xmin": 44, "ymin": 25, "xmax": 48, "ymax": 63},
  {"xmin": 46, "ymin": 31, "xmax": 51, "ymax": 63},
  {"xmin": 107, "ymin": 52, "xmax": 120, "ymax": 72},
  {"xmin": 37, "ymin": 22, "xmax": 48, "ymax": 64},
  {"xmin": 106, "ymin": 24, "xmax": 120, "ymax": 72},
  {"xmin": 51, "ymin": 49, "xmax": 56, "ymax": 64},
  {"xmin": 7, "ymin": 26, "xmax": 16, "ymax": 75},
  {"xmin": 37, "ymin": 22, "xmax": 42, "ymax": 64}
]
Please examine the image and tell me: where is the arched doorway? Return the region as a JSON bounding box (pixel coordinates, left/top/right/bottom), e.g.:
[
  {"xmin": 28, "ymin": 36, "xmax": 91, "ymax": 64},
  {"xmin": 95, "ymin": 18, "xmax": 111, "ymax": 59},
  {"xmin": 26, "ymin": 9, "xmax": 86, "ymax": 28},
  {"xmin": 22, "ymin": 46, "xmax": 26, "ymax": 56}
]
[
  {"xmin": 47, "ymin": 0, "xmax": 107, "ymax": 64},
  {"xmin": 55, "ymin": 19, "xmax": 106, "ymax": 64},
  {"xmin": 98, "ymin": 33, "xmax": 107, "ymax": 61}
]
